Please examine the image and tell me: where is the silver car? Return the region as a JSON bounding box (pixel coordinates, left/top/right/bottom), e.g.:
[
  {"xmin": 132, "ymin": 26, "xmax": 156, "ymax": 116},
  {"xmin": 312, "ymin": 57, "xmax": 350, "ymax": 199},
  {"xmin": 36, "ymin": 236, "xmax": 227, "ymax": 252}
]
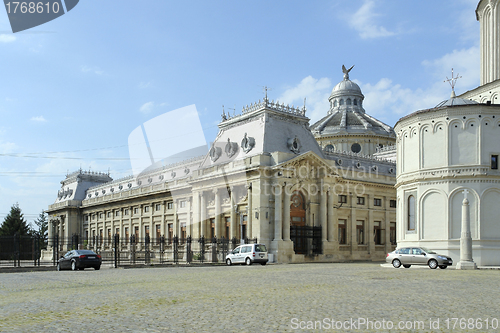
[{"xmin": 386, "ymin": 247, "xmax": 453, "ymax": 269}]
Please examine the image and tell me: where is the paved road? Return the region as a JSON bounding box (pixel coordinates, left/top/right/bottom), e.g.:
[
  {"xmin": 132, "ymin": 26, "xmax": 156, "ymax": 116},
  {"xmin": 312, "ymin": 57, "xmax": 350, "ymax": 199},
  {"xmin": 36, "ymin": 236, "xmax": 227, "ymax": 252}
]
[{"xmin": 0, "ymin": 263, "xmax": 499, "ymax": 332}]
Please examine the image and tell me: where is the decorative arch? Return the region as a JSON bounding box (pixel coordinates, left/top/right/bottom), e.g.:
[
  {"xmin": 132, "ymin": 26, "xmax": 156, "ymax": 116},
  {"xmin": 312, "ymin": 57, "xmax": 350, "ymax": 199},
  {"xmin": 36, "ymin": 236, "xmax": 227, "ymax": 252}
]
[
  {"xmin": 480, "ymin": 188, "xmax": 500, "ymax": 239},
  {"xmin": 419, "ymin": 189, "xmax": 447, "ymax": 239},
  {"xmin": 448, "ymin": 187, "xmax": 479, "ymax": 239},
  {"xmin": 432, "ymin": 121, "xmax": 446, "ymax": 133}
]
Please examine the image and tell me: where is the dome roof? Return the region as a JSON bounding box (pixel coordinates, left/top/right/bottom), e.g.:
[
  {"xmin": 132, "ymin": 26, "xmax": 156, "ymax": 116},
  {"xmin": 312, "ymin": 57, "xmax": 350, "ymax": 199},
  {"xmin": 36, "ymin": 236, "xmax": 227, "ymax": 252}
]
[
  {"xmin": 435, "ymin": 97, "xmax": 479, "ymax": 108},
  {"xmin": 332, "ymin": 79, "xmax": 362, "ymax": 94}
]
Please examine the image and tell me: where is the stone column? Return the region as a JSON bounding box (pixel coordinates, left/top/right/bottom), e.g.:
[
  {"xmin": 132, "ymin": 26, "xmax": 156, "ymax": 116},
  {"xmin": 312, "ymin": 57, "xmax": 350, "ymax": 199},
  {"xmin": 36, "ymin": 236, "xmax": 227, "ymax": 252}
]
[
  {"xmin": 320, "ymin": 188, "xmax": 327, "ymax": 242},
  {"xmin": 200, "ymin": 192, "xmax": 207, "ymax": 238},
  {"xmin": 173, "ymin": 201, "xmax": 179, "ymax": 237},
  {"xmin": 384, "ymin": 201, "xmax": 392, "ymax": 254},
  {"xmin": 350, "ymin": 193, "xmax": 357, "ymax": 251},
  {"xmin": 327, "ymin": 189, "xmax": 336, "ymax": 242},
  {"xmin": 186, "ymin": 197, "xmax": 193, "ymax": 238},
  {"xmin": 48, "ymin": 219, "xmax": 54, "ymax": 248},
  {"xmin": 230, "ymin": 188, "xmax": 236, "ymax": 239},
  {"xmin": 282, "ymin": 184, "xmax": 290, "ymax": 241},
  {"xmin": 456, "ymin": 191, "xmax": 477, "ymax": 269},
  {"xmin": 247, "ymin": 184, "xmax": 253, "ymax": 239},
  {"xmin": 273, "ymin": 184, "xmax": 282, "ymax": 241},
  {"xmin": 367, "ymin": 194, "xmax": 374, "ymax": 254},
  {"xmin": 214, "ymin": 189, "xmax": 221, "ymax": 238},
  {"xmin": 160, "ymin": 201, "xmax": 166, "ymax": 237}
]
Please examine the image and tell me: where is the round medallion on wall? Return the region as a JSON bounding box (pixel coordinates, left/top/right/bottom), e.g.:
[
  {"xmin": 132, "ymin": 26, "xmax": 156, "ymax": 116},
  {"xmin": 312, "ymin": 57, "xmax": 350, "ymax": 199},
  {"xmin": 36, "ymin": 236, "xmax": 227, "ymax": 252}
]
[
  {"xmin": 324, "ymin": 144, "xmax": 335, "ymax": 153},
  {"xmin": 351, "ymin": 143, "xmax": 361, "ymax": 153}
]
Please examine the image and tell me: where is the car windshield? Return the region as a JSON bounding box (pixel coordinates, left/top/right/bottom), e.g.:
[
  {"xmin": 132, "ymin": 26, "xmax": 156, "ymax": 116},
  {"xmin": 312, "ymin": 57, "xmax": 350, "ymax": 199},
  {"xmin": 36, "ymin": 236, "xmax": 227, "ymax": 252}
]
[
  {"xmin": 420, "ymin": 247, "xmax": 436, "ymax": 254},
  {"xmin": 255, "ymin": 245, "xmax": 267, "ymax": 252},
  {"xmin": 76, "ymin": 250, "xmax": 96, "ymax": 255}
]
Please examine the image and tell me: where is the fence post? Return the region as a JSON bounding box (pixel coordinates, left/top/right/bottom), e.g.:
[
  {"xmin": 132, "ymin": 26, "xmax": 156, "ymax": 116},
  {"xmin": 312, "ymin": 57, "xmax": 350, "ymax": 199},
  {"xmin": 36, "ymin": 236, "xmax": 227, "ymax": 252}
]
[
  {"xmin": 186, "ymin": 236, "xmax": 192, "ymax": 264},
  {"xmin": 114, "ymin": 234, "xmax": 119, "ymax": 268},
  {"xmin": 199, "ymin": 236, "xmax": 205, "ymax": 263},
  {"xmin": 211, "ymin": 236, "xmax": 217, "ymax": 263},
  {"xmin": 173, "ymin": 236, "xmax": 179, "ymax": 264},
  {"xmin": 160, "ymin": 236, "xmax": 165, "ymax": 264},
  {"xmin": 145, "ymin": 235, "xmax": 150, "ymax": 265},
  {"xmin": 131, "ymin": 235, "xmax": 136, "ymax": 265}
]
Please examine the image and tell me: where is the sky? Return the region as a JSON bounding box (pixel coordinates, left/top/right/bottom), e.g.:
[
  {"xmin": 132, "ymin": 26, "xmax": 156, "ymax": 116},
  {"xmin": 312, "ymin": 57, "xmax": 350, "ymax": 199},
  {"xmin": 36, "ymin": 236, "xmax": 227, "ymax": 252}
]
[{"xmin": 0, "ymin": 0, "xmax": 481, "ymax": 225}]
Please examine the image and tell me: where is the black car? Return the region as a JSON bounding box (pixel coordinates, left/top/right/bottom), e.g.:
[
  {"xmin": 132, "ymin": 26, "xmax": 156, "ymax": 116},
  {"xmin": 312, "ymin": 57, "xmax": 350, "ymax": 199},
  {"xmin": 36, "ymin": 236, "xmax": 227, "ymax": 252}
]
[{"xmin": 57, "ymin": 250, "xmax": 102, "ymax": 271}]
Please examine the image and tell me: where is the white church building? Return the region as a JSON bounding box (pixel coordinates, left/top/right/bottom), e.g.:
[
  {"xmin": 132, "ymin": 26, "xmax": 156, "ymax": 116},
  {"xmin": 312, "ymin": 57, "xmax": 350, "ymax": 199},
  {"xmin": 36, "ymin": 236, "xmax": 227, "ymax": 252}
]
[{"xmin": 394, "ymin": 0, "xmax": 500, "ymax": 266}]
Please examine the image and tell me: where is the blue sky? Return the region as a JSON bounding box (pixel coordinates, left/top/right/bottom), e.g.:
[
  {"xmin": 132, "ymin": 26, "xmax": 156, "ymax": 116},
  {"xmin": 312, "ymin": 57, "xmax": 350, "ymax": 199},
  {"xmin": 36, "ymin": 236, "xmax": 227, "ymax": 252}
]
[{"xmin": 0, "ymin": 0, "xmax": 480, "ymax": 224}]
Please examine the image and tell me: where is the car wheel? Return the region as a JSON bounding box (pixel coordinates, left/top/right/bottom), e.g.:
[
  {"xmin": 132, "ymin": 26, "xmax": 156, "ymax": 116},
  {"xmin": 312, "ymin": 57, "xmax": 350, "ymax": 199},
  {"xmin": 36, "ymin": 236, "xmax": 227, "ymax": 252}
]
[
  {"xmin": 95, "ymin": 266, "xmax": 100, "ymax": 270},
  {"xmin": 226, "ymin": 259, "xmax": 232, "ymax": 266},
  {"xmin": 71, "ymin": 261, "xmax": 77, "ymax": 271},
  {"xmin": 439, "ymin": 265, "xmax": 448, "ymax": 269},
  {"xmin": 392, "ymin": 259, "xmax": 401, "ymax": 268},
  {"xmin": 261, "ymin": 262, "xmax": 267, "ymax": 266},
  {"xmin": 245, "ymin": 257, "xmax": 252, "ymax": 266},
  {"xmin": 56, "ymin": 263, "xmax": 61, "ymax": 271},
  {"xmin": 403, "ymin": 264, "xmax": 411, "ymax": 268},
  {"xmin": 428, "ymin": 259, "xmax": 438, "ymax": 269}
]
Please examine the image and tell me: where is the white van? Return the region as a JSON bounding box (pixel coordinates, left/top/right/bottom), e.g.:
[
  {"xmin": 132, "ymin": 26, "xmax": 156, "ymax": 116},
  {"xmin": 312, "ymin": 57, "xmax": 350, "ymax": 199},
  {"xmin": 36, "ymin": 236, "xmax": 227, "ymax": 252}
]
[{"xmin": 225, "ymin": 243, "xmax": 268, "ymax": 266}]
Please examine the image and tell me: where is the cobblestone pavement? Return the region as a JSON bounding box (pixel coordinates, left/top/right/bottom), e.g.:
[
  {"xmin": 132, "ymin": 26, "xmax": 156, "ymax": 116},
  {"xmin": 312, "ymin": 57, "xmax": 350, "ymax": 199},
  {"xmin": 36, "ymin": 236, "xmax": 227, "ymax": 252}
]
[{"xmin": 0, "ymin": 263, "xmax": 499, "ymax": 332}]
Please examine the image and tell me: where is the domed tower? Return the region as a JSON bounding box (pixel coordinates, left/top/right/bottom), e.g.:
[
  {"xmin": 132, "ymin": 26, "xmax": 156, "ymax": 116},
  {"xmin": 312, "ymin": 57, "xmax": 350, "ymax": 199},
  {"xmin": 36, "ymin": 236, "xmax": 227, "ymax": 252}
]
[
  {"xmin": 311, "ymin": 65, "xmax": 396, "ymax": 155},
  {"xmin": 477, "ymin": 0, "xmax": 500, "ymax": 85}
]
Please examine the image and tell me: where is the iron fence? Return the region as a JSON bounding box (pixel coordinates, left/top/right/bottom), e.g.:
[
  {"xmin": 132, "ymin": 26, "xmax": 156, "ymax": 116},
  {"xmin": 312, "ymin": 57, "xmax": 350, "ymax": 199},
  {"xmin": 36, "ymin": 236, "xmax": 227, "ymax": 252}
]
[{"xmin": 0, "ymin": 233, "xmax": 258, "ymax": 268}]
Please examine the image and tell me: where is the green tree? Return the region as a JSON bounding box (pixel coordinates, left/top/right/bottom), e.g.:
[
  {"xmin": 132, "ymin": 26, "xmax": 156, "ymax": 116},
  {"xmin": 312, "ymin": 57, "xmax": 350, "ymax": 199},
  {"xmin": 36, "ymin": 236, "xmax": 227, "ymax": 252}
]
[
  {"xmin": 0, "ymin": 203, "xmax": 32, "ymax": 237},
  {"xmin": 33, "ymin": 210, "xmax": 48, "ymax": 249}
]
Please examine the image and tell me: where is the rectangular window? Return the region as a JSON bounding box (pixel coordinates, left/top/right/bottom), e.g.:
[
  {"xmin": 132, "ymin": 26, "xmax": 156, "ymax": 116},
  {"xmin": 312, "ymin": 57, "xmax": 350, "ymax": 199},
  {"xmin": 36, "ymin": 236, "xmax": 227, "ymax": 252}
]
[
  {"xmin": 124, "ymin": 209, "xmax": 129, "ymax": 215},
  {"xmin": 99, "ymin": 213, "xmax": 103, "ymax": 219},
  {"xmin": 134, "ymin": 208, "xmax": 138, "ymax": 214},
  {"xmin": 115, "ymin": 228, "xmax": 119, "ymax": 237},
  {"xmin": 374, "ymin": 198, "xmax": 382, "ymax": 206},
  {"xmin": 356, "ymin": 220, "xmax": 364, "ymax": 245},
  {"xmin": 84, "ymin": 215, "xmax": 89, "ymax": 222},
  {"xmin": 107, "ymin": 211, "xmax": 111, "ymax": 218},
  {"xmin": 125, "ymin": 227, "xmax": 129, "ymax": 244},
  {"xmin": 144, "ymin": 206, "xmax": 149, "ymax": 213},
  {"xmin": 408, "ymin": 195, "xmax": 416, "ymax": 231},
  {"xmin": 338, "ymin": 195, "xmax": 347, "ymax": 204},
  {"xmin": 390, "ymin": 222, "xmax": 396, "ymax": 245},
  {"xmin": 107, "ymin": 229, "xmax": 111, "ymax": 244},
  {"xmin": 181, "ymin": 223, "xmax": 186, "ymax": 241},
  {"xmin": 338, "ymin": 219, "xmax": 347, "ymax": 244},
  {"xmin": 99, "ymin": 229, "xmax": 103, "ymax": 246},
  {"xmin": 210, "ymin": 218, "xmax": 215, "ymax": 239},
  {"xmin": 225, "ymin": 217, "xmax": 231, "ymax": 239},
  {"xmin": 492, "ymin": 155, "xmax": 498, "ymax": 169},
  {"xmin": 390, "ymin": 200, "xmax": 396, "ymax": 208},
  {"xmin": 115, "ymin": 210, "xmax": 120, "ymax": 217},
  {"xmin": 92, "ymin": 214, "xmax": 95, "ymax": 220},
  {"xmin": 155, "ymin": 204, "xmax": 161, "ymax": 211},
  {"xmin": 180, "ymin": 200, "xmax": 186, "ymax": 208},
  {"xmin": 156, "ymin": 225, "xmax": 161, "ymax": 244},
  {"xmin": 134, "ymin": 226, "xmax": 139, "ymax": 241},
  {"xmin": 145, "ymin": 226, "xmax": 150, "ymax": 239},
  {"xmin": 373, "ymin": 221, "xmax": 383, "ymax": 245},
  {"xmin": 357, "ymin": 197, "xmax": 365, "ymax": 205},
  {"xmin": 168, "ymin": 223, "xmax": 173, "ymax": 244},
  {"xmin": 167, "ymin": 202, "xmax": 173, "ymax": 209}
]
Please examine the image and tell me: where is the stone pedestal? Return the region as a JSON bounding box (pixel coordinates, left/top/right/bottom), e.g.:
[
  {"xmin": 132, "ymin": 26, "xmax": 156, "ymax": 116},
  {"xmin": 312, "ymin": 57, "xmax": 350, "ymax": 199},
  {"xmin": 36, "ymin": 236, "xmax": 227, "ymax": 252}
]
[{"xmin": 270, "ymin": 239, "xmax": 294, "ymax": 263}]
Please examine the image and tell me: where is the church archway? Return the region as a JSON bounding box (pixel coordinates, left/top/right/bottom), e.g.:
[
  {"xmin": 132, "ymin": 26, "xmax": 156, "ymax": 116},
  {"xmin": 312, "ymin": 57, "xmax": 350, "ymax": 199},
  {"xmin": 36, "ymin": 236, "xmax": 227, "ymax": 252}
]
[{"xmin": 290, "ymin": 191, "xmax": 307, "ymax": 254}]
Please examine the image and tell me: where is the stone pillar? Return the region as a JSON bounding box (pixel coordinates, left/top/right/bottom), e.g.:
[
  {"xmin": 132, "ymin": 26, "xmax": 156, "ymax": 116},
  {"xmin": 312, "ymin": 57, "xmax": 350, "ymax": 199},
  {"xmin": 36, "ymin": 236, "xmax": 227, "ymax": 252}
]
[
  {"xmin": 186, "ymin": 197, "xmax": 192, "ymax": 238},
  {"xmin": 48, "ymin": 219, "xmax": 54, "ymax": 248},
  {"xmin": 247, "ymin": 184, "xmax": 253, "ymax": 239},
  {"xmin": 173, "ymin": 201, "xmax": 179, "ymax": 237},
  {"xmin": 230, "ymin": 188, "xmax": 237, "ymax": 239},
  {"xmin": 214, "ymin": 189, "xmax": 221, "ymax": 238},
  {"xmin": 384, "ymin": 202, "xmax": 392, "ymax": 254},
  {"xmin": 320, "ymin": 188, "xmax": 327, "ymax": 242},
  {"xmin": 282, "ymin": 184, "xmax": 290, "ymax": 241},
  {"xmin": 456, "ymin": 191, "xmax": 477, "ymax": 269},
  {"xmin": 160, "ymin": 201, "xmax": 166, "ymax": 238},
  {"xmin": 327, "ymin": 189, "xmax": 336, "ymax": 242},
  {"xmin": 367, "ymin": 194, "xmax": 374, "ymax": 255},
  {"xmin": 200, "ymin": 192, "xmax": 207, "ymax": 237},
  {"xmin": 273, "ymin": 184, "xmax": 282, "ymax": 241},
  {"xmin": 350, "ymin": 193, "xmax": 357, "ymax": 252}
]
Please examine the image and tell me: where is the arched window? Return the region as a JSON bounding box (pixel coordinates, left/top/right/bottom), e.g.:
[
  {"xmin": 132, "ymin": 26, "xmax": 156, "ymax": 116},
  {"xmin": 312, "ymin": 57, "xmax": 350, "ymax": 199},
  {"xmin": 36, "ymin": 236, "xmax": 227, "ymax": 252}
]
[
  {"xmin": 408, "ymin": 195, "xmax": 415, "ymax": 231},
  {"xmin": 353, "ymin": 99, "xmax": 357, "ymax": 105},
  {"xmin": 333, "ymin": 100, "xmax": 337, "ymax": 107},
  {"xmin": 339, "ymin": 99, "xmax": 344, "ymax": 106},
  {"xmin": 346, "ymin": 98, "xmax": 352, "ymax": 105}
]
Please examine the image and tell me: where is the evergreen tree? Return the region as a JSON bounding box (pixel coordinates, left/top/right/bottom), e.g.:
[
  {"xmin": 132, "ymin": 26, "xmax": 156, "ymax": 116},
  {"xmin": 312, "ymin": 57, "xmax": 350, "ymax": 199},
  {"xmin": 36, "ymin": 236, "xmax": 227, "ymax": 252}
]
[
  {"xmin": 33, "ymin": 210, "xmax": 48, "ymax": 249},
  {"xmin": 0, "ymin": 203, "xmax": 32, "ymax": 237}
]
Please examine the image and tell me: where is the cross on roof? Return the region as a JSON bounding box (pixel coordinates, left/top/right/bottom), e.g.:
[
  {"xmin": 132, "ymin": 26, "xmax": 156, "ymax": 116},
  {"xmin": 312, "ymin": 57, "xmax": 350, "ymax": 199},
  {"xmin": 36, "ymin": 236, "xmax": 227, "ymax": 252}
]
[
  {"xmin": 444, "ymin": 68, "xmax": 462, "ymax": 97},
  {"xmin": 263, "ymin": 86, "xmax": 272, "ymax": 100}
]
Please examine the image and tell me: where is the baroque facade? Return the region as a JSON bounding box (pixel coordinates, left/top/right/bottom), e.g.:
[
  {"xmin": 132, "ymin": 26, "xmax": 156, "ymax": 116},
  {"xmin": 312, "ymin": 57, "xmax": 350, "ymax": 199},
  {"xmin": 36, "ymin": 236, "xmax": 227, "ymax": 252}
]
[{"xmin": 47, "ymin": 71, "xmax": 397, "ymax": 263}]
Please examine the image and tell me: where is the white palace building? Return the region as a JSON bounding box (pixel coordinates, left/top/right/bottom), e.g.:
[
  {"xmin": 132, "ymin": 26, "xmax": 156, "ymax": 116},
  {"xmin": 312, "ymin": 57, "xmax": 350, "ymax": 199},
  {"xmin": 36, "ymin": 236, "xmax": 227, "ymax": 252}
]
[{"xmin": 47, "ymin": 0, "xmax": 500, "ymax": 265}]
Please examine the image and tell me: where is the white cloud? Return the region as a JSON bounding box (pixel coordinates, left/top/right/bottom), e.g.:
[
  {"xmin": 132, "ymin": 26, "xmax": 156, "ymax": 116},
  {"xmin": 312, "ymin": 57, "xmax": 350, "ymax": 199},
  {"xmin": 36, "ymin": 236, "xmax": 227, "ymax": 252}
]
[
  {"xmin": 140, "ymin": 101, "xmax": 155, "ymax": 114},
  {"xmin": 277, "ymin": 46, "xmax": 480, "ymax": 127},
  {"xmin": 30, "ymin": 116, "xmax": 47, "ymax": 122},
  {"xmin": 138, "ymin": 82, "xmax": 152, "ymax": 89},
  {"xmin": 0, "ymin": 34, "xmax": 16, "ymax": 43},
  {"xmin": 0, "ymin": 140, "xmax": 17, "ymax": 154},
  {"xmin": 81, "ymin": 65, "xmax": 104, "ymax": 75},
  {"xmin": 278, "ymin": 76, "xmax": 332, "ymax": 122},
  {"xmin": 349, "ymin": 0, "xmax": 395, "ymax": 39}
]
